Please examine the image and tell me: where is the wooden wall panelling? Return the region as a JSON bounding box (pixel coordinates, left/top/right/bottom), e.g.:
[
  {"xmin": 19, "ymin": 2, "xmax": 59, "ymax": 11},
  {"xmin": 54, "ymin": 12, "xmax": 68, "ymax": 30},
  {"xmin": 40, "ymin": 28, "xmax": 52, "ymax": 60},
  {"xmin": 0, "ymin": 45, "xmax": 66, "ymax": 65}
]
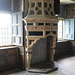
[
  {"xmin": 18, "ymin": 46, "xmax": 25, "ymax": 69},
  {"xmin": 0, "ymin": 50, "xmax": 7, "ymax": 71},
  {"xmin": 65, "ymin": 4, "xmax": 75, "ymax": 18},
  {"xmin": 70, "ymin": 40, "xmax": 75, "ymax": 54},
  {"xmin": 7, "ymin": 48, "xmax": 18, "ymax": 68},
  {"xmin": 58, "ymin": 5, "xmax": 65, "ymax": 18},
  {"xmin": 55, "ymin": 41, "xmax": 73, "ymax": 60},
  {"xmin": 0, "ymin": 47, "xmax": 18, "ymax": 71}
]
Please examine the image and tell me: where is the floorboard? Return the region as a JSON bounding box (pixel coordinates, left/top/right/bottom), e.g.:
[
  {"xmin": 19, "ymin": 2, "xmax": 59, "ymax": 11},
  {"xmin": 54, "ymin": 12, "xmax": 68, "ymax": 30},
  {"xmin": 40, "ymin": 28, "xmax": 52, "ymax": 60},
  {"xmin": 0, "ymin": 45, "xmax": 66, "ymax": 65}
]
[{"xmin": 0, "ymin": 56, "xmax": 75, "ymax": 75}]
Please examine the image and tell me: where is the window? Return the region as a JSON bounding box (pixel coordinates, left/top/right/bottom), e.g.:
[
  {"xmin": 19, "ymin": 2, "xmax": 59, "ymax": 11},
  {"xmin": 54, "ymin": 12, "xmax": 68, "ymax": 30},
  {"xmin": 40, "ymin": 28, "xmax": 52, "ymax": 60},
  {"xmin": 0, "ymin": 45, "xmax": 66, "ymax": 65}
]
[
  {"xmin": 58, "ymin": 20, "xmax": 63, "ymax": 40},
  {"xmin": 12, "ymin": 12, "xmax": 23, "ymax": 46},
  {"xmin": 58, "ymin": 18, "xmax": 74, "ymax": 41},
  {"xmin": 0, "ymin": 13, "xmax": 11, "ymax": 46},
  {"xmin": 64, "ymin": 18, "xmax": 74, "ymax": 40}
]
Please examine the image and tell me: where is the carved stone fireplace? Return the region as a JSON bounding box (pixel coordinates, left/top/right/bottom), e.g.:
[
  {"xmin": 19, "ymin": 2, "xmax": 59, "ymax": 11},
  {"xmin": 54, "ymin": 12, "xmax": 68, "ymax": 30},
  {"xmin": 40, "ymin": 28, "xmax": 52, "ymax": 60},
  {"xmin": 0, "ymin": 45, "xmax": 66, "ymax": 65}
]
[{"xmin": 23, "ymin": 0, "xmax": 59, "ymax": 73}]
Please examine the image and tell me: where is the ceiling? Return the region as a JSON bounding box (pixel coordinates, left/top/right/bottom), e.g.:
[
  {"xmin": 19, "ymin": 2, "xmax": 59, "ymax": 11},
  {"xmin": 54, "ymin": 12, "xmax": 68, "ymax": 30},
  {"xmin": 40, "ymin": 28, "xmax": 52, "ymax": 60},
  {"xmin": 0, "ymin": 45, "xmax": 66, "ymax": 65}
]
[{"xmin": 60, "ymin": 0, "xmax": 75, "ymax": 4}]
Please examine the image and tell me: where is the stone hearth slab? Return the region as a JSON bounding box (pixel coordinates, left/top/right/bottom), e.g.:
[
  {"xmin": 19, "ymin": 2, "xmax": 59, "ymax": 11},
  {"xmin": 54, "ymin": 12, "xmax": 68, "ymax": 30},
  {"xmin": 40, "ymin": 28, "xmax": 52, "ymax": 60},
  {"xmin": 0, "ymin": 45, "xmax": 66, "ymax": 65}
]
[{"xmin": 26, "ymin": 62, "xmax": 58, "ymax": 73}]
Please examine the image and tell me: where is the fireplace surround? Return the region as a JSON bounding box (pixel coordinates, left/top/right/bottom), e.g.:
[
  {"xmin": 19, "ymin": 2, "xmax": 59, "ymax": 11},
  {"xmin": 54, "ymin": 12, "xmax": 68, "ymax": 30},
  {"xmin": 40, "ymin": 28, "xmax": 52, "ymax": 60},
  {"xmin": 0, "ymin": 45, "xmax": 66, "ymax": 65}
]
[{"xmin": 23, "ymin": 0, "xmax": 59, "ymax": 73}]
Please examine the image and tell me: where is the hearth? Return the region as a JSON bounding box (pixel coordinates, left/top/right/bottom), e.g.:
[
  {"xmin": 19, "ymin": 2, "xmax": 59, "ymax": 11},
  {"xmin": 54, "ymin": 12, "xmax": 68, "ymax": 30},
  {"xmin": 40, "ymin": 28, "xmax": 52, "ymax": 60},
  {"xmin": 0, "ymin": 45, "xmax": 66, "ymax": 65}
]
[{"xmin": 23, "ymin": 0, "xmax": 59, "ymax": 73}]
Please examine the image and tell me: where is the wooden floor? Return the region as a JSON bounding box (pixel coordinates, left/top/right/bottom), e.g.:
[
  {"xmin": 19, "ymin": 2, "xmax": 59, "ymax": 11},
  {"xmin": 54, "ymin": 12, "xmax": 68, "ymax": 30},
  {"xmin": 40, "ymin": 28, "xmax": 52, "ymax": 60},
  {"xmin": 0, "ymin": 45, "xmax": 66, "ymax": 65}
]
[{"xmin": 0, "ymin": 56, "xmax": 75, "ymax": 75}]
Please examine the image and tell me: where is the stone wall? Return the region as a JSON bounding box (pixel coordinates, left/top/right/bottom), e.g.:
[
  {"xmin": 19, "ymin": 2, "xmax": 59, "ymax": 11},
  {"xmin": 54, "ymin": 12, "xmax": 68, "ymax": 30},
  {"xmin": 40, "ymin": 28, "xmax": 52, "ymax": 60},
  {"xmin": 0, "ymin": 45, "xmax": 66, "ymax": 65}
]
[
  {"xmin": 0, "ymin": 0, "xmax": 11, "ymax": 11},
  {"xmin": 12, "ymin": 0, "xmax": 23, "ymax": 12}
]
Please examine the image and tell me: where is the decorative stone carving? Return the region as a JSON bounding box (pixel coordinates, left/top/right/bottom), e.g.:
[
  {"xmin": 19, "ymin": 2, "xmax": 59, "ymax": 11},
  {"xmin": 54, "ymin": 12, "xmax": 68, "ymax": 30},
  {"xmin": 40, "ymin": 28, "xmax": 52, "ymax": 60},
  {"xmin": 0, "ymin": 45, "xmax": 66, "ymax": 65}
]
[{"xmin": 23, "ymin": 0, "xmax": 59, "ymax": 73}]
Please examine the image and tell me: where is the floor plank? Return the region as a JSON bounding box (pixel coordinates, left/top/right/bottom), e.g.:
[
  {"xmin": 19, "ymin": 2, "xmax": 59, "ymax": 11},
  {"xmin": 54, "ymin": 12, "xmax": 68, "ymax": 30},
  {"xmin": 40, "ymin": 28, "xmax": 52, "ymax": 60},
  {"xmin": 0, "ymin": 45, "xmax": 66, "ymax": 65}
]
[{"xmin": 0, "ymin": 56, "xmax": 75, "ymax": 75}]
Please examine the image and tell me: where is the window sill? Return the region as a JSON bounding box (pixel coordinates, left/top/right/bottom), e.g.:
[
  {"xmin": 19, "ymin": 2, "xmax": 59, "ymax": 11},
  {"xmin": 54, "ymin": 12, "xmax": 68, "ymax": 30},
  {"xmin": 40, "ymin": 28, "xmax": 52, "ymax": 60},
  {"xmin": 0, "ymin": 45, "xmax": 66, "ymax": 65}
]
[
  {"xmin": 0, "ymin": 45, "xmax": 23, "ymax": 49},
  {"xmin": 57, "ymin": 39, "xmax": 69, "ymax": 43}
]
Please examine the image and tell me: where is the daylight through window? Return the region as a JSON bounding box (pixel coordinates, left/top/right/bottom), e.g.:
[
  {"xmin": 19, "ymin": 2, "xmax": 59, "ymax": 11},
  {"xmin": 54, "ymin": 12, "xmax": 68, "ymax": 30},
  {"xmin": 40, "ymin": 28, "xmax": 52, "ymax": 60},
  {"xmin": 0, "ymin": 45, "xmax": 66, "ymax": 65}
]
[{"xmin": 0, "ymin": 13, "xmax": 11, "ymax": 46}]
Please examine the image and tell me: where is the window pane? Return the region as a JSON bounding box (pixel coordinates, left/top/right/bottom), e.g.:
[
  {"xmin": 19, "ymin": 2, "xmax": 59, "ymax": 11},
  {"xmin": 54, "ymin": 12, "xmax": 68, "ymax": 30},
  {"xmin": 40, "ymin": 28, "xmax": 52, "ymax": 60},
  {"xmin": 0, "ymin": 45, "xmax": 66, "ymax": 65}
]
[
  {"xmin": 58, "ymin": 20, "xmax": 63, "ymax": 39},
  {"xmin": 0, "ymin": 13, "xmax": 11, "ymax": 46}
]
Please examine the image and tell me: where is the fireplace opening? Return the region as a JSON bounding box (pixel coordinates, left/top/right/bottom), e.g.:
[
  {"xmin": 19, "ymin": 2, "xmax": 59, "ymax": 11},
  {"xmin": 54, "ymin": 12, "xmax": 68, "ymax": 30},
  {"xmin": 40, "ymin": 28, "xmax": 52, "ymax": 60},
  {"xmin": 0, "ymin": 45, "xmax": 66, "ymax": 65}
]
[
  {"xmin": 29, "ymin": 31, "xmax": 43, "ymax": 36},
  {"xmin": 30, "ymin": 35, "xmax": 53, "ymax": 68}
]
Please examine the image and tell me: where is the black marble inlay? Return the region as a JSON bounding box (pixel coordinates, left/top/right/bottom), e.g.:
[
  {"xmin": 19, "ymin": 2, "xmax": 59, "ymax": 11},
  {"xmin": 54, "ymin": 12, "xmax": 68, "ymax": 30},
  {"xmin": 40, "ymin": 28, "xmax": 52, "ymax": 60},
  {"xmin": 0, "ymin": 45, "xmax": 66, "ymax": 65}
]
[
  {"xmin": 38, "ymin": 2, "xmax": 41, "ymax": 7},
  {"xmin": 51, "ymin": 11, "xmax": 54, "ymax": 16},
  {"xmin": 35, "ymin": 7, "xmax": 38, "ymax": 10},
  {"xmin": 29, "ymin": 31, "xmax": 43, "ymax": 36},
  {"xmin": 30, "ymin": 10, "xmax": 35, "ymax": 15},
  {"xmin": 46, "ymin": 23, "xmax": 50, "ymax": 26},
  {"xmin": 53, "ymin": 24, "xmax": 57, "ymax": 26},
  {"xmin": 37, "ymin": 10, "xmax": 42, "ymax": 15},
  {"xmin": 31, "ymin": 3, "xmax": 35, "ymax": 7},
  {"xmin": 27, "ymin": 23, "xmax": 33, "ymax": 25},
  {"xmin": 38, "ymin": 23, "xmax": 44, "ymax": 25},
  {"xmin": 44, "ymin": 3, "xmax": 47, "ymax": 8},
  {"xmin": 45, "ymin": 10, "xmax": 49, "ymax": 15},
  {"xmin": 29, "ymin": 40, "xmax": 34, "ymax": 45},
  {"xmin": 49, "ymin": 4, "xmax": 52, "ymax": 8},
  {"xmin": 46, "ymin": 31, "xmax": 50, "ymax": 35},
  {"xmin": 48, "ymin": 8, "xmax": 50, "ymax": 11},
  {"xmin": 52, "ymin": 31, "xmax": 56, "ymax": 34}
]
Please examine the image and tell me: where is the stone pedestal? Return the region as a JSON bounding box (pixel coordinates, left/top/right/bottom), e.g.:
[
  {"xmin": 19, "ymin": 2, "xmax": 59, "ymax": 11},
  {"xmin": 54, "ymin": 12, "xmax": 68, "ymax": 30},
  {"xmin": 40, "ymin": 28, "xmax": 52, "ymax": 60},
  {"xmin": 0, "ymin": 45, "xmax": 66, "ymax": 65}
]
[{"xmin": 26, "ymin": 62, "xmax": 58, "ymax": 73}]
